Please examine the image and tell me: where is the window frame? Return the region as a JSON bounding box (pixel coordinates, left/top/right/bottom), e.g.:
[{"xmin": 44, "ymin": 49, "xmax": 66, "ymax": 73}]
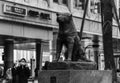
[
  {"xmin": 53, "ymin": 0, "xmax": 68, "ymax": 6},
  {"xmin": 90, "ymin": 0, "xmax": 101, "ymax": 14},
  {"xmin": 73, "ymin": 0, "xmax": 85, "ymax": 10}
]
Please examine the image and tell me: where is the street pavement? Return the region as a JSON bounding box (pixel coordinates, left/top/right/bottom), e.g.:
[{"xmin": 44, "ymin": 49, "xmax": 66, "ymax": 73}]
[{"xmin": 28, "ymin": 78, "xmax": 38, "ymax": 83}]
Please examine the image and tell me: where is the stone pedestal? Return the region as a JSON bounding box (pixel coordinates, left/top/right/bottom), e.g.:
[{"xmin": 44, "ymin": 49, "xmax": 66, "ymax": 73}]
[
  {"xmin": 42, "ymin": 61, "xmax": 97, "ymax": 70},
  {"xmin": 38, "ymin": 70, "xmax": 112, "ymax": 83},
  {"xmin": 38, "ymin": 62, "xmax": 112, "ymax": 83}
]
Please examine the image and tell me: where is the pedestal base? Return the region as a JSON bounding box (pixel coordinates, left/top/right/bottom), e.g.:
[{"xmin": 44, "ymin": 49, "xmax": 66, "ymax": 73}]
[
  {"xmin": 43, "ymin": 61, "xmax": 97, "ymax": 70},
  {"xmin": 38, "ymin": 70, "xmax": 112, "ymax": 83}
]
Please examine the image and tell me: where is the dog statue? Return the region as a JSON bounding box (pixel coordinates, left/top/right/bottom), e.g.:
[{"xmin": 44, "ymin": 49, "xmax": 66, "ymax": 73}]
[{"xmin": 55, "ymin": 13, "xmax": 88, "ymax": 61}]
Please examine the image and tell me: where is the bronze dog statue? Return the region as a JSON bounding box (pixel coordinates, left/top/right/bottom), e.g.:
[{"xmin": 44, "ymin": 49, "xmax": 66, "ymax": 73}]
[{"xmin": 56, "ymin": 13, "xmax": 87, "ymax": 61}]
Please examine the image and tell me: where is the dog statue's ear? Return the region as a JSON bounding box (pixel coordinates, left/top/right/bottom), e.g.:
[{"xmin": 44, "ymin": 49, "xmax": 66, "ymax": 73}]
[{"xmin": 56, "ymin": 13, "xmax": 59, "ymax": 16}]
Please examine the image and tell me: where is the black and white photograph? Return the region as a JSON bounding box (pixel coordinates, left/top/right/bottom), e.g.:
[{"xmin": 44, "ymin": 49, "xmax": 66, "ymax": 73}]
[{"xmin": 0, "ymin": 0, "xmax": 119, "ymax": 83}]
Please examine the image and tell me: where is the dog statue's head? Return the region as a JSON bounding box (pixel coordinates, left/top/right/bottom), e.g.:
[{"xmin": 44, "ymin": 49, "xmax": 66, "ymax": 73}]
[{"xmin": 56, "ymin": 13, "xmax": 72, "ymax": 23}]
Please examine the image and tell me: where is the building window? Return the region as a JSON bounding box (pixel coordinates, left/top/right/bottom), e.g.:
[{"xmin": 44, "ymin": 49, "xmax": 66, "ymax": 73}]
[
  {"xmin": 74, "ymin": 0, "xmax": 85, "ymax": 10},
  {"xmin": 43, "ymin": 0, "xmax": 50, "ymax": 6},
  {"xmin": 62, "ymin": 0, "xmax": 68, "ymax": 5},
  {"xmin": 90, "ymin": 0, "xmax": 101, "ymax": 14},
  {"xmin": 79, "ymin": 0, "xmax": 85, "ymax": 9},
  {"xmin": 53, "ymin": 0, "xmax": 58, "ymax": 3},
  {"xmin": 53, "ymin": 0, "xmax": 68, "ymax": 6},
  {"xmin": 74, "ymin": 0, "xmax": 78, "ymax": 7}
]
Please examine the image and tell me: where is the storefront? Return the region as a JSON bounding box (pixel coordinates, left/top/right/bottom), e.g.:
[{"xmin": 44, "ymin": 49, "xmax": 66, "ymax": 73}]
[{"xmin": 0, "ymin": 0, "xmax": 54, "ymax": 76}]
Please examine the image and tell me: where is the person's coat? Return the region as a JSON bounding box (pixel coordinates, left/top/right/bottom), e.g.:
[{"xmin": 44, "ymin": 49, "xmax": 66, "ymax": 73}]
[{"xmin": 16, "ymin": 65, "xmax": 30, "ymax": 83}]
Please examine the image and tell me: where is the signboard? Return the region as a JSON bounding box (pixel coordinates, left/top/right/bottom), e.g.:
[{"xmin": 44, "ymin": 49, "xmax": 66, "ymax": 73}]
[{"xmin": 3, "ymin": 4, "xmax": 27, "ymax": 17}]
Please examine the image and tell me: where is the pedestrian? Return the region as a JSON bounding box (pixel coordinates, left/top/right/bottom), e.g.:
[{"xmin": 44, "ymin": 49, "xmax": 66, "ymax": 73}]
[
  {"xmin": 0, "ymin": 66, "xmax": 3, "ymax": 78},
  {"xmin": 16, "ymin": 58, "xmax": 30, "ymax": 83},
  {"xmin": 11, "ymin": 63, "xmax": 18, "ymax": 83},
  {"xmin": 6, "ymin": 68, "xmax": 12, "ymax": 83}
]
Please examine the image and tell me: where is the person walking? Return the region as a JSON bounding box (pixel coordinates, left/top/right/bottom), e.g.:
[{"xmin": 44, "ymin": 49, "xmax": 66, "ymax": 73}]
[{"xmin": 16, "ymin": 58, "xmax": 30, "ymax": 83}]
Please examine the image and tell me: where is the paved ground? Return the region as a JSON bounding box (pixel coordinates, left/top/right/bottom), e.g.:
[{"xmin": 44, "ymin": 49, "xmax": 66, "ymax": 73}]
[
  {"xmin": 0, "ymin": 78, "xmax": 38, "ymax": 83},
  {"xmin": 28, "ymin": 78, "xmax": 38, "ymax": 83},
  {"xmin": 33, "ymin": 80, "xmax": 38, "ymax": 83}
]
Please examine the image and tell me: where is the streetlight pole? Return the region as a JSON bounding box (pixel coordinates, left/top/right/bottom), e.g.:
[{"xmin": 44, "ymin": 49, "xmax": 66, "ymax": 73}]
[{"xmin": 79, "ymin": 0, "xmax": 89, "ymax": 40}]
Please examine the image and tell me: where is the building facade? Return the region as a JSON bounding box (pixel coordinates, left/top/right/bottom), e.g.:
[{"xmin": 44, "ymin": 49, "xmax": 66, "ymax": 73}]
[{"xmin": 0, "ymin": 0, "xmax": 120, "ymax": 74}]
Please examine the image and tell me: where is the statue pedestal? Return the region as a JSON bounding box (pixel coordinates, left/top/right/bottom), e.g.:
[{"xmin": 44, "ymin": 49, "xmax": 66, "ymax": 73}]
[
  {"xmin": 38, "ymin": 70, "xmax": 112, "ymax": 83},
  {"xmin": 38, "ymin": 62, "xmax": 112, "ymax": 83},
  {"xmin": 44, "ymin": 61, "xmax": 97, "ymax": 70}
]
